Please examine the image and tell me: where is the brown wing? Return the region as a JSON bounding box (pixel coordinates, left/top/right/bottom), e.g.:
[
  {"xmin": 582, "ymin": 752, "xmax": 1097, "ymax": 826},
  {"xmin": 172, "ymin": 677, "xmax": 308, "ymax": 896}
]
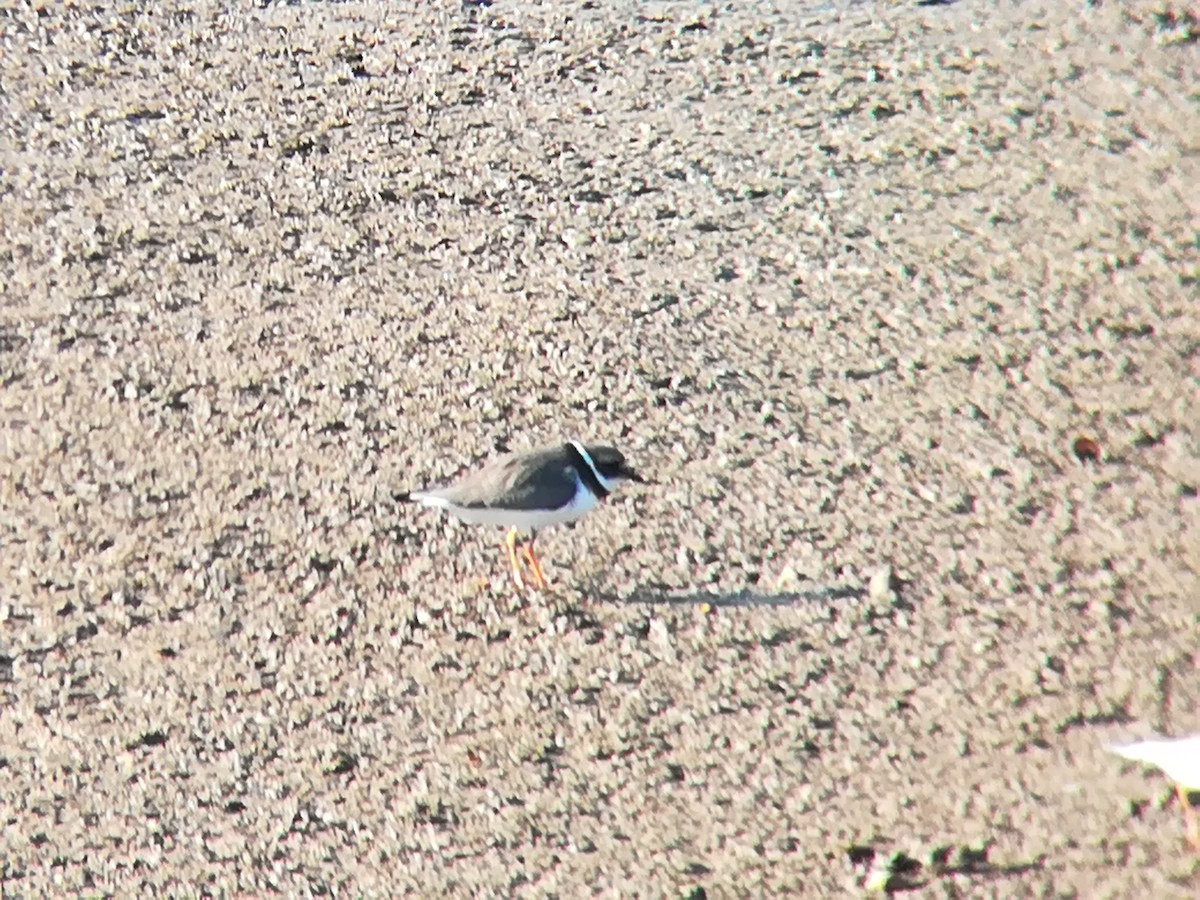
[{"xmin": 427, "ymin": 445, "xmax": 579, "ymax": 511}]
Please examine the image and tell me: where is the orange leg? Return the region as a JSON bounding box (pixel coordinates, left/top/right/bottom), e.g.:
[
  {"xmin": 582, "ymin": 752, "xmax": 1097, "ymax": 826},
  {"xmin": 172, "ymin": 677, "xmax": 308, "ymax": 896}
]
[
  {"xmin": 1179, "ymin": 785, "xmax": 1200, "ymax": 852},
  {"xmin": 504, "ymin": 527, "xmax": 526, "ymax": 589},
  {"xmin": 522, "ymin": 538, "xmax": 549, "ymax": 590}
]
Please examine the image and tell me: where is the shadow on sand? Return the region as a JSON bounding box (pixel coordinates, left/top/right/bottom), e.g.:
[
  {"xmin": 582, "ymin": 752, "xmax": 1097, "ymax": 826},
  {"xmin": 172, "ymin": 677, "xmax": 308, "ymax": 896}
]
[
  {"xmin": 583, "ymin": 582, "xmax": 871, "ymax": 609},
  {"xmin": 847, "ymin": 842, "xmax": 1047, "ymax": 893}
]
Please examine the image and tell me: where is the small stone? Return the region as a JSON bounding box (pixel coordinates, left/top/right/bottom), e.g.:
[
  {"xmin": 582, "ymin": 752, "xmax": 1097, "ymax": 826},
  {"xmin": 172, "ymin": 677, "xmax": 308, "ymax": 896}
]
[
  {"xmin": 864, "ymin": 864, "xmax": 892, "ymax": 892},
  {"xmin": 869, "ymin": 566, "xmax": 895, "ymax": 602},
  {"xmin": 648, "ymin": 617, "xmax": 671, "ymax": 646},
  {"xmin": 774, "ymin": 564, "xmax": 801, "ymax": 590}
]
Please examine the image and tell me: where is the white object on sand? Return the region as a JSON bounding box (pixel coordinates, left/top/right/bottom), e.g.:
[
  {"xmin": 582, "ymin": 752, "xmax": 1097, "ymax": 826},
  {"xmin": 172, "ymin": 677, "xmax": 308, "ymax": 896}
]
[
  {"xmin": 1109, "ymin": 734, "xmax": 1200, "ymax": 788},
  {"xmin": 1108, "ymin": 733, "xmax": 1200, "ymax": 849}
]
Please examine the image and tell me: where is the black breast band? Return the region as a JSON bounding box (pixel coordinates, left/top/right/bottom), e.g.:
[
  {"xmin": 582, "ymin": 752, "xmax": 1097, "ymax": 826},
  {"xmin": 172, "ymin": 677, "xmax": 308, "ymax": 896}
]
[{"xmin": 563, "ymin": 442, "xmax": 610, "ymax": 500}]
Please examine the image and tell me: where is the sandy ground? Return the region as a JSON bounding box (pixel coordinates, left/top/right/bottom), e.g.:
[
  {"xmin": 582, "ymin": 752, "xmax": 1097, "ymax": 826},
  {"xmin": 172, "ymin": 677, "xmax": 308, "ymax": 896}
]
[{"xmin": 1, "ymin": 0, "xmax": 1197, "ymax": 895}]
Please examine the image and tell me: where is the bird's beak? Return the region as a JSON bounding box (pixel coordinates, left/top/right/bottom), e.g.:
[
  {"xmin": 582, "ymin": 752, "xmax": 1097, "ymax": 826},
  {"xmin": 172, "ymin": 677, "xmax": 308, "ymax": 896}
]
[{"xmin": 623, "ymin": 467, "xmax": 650, "ymax": 485}]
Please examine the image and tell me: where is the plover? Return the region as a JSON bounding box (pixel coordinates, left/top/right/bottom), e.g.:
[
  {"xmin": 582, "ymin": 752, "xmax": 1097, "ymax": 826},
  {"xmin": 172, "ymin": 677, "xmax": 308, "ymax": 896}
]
[
  {"xmin": 1108, "ymin": 733, "xmax": 1200, "ymax": 850},
  {"xmin": 398, "ymin": 440, "xmax": 647, "ymax": 589}
]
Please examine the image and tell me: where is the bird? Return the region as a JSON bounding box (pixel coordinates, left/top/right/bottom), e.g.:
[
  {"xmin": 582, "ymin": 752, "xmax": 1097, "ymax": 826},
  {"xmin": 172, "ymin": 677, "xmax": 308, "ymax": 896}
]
[
  {"xmin": 1108, "ymin": 733, "xmax": 1200, "ymax": 850},
  {"xmin": 397, "ymin": 440, "xmax": 647, "ymax": 590}
]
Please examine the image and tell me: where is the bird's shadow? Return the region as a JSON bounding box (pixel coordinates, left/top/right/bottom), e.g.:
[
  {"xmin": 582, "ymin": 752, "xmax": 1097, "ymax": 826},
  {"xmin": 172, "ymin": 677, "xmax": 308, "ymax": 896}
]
[
  {"xmin": 580, "ymin": 581, "xmax": 870, "ymax": 609},
  {"xmin": 847, "ymin": 841, "xmax": 1047, "ymax": 894}
]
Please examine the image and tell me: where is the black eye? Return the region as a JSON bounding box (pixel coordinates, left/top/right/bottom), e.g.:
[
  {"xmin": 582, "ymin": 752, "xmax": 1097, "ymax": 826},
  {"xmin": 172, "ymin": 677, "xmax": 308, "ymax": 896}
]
[{"xmin": 598, "ymin": 461, "xmax": 624, "ymax": 479}]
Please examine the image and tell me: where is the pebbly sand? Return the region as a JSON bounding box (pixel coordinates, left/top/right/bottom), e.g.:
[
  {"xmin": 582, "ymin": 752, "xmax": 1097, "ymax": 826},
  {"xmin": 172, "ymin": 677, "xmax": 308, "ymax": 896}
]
[{"xmin": 1, "ymin": 0, "xmax": 1197, "ymax": 895}]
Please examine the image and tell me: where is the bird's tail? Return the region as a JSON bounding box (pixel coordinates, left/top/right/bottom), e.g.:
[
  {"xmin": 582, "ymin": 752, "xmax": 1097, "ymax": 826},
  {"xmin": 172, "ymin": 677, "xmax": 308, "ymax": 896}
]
[
  {"xmin": 395, "ymin": 490, "xmax": 441, "ymax": 506},
  {"xmin": 1107, "ymin": 736, "xmax": 1169, "ymax": 764}
]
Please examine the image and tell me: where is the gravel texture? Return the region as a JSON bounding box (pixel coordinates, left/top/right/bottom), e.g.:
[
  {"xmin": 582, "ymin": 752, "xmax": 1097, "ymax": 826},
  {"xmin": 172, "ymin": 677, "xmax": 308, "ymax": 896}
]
[{"xmin": 1, "ymin": 0, "xmax": 1197, "ymax": 895}]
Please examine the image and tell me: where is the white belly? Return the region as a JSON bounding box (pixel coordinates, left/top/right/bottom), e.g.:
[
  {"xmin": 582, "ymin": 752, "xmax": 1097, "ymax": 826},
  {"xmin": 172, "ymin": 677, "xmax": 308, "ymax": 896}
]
[{"xmin": 413, "ymin": 476, "xmax": 600, "ymax": 532}]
